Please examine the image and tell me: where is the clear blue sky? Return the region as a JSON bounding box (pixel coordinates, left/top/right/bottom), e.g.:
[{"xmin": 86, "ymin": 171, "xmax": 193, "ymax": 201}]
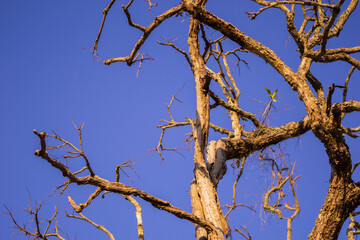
[{"xmin": 1, "ymin": 1, "xmax": 359, "ymax": 239}]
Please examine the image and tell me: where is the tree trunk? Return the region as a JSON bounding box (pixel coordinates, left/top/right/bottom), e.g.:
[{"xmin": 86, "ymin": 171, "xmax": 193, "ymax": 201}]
[
  {"xmin": 188, "ymin": 16, "xmax": 227, "ymax": 240},
  {"xmin": 308, "ymin": 175, "xmax": 360, "ymax": 240}
]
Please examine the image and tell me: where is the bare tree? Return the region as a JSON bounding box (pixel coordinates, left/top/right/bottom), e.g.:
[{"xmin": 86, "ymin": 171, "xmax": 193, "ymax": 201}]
[{"xmin": 8, "ymin": 0, "xmax": 360, "ymax": 239}]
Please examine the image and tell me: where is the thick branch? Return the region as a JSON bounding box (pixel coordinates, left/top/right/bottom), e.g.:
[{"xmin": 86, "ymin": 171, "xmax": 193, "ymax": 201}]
[{"xmin": 207, "ymin": 116, "xmax": 310, "ymax": 184}]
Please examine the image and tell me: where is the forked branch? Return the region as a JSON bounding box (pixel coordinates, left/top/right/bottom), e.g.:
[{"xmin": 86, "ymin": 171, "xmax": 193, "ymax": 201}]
[{"xmin": 104, "ymin": 4, "xmax": 185, "ymax": 65}]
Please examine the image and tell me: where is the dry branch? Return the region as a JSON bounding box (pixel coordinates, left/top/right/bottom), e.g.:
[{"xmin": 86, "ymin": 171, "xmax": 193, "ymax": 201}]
[{"xmin": 33, "ymin": 129, "xmax": 217, "ymax": 234}]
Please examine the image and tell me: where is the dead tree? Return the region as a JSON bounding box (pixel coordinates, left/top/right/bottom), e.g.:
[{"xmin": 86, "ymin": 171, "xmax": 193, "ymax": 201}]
[{"xmin": 9, "ymin": 0, "xmax": 360, "ymax": 239}]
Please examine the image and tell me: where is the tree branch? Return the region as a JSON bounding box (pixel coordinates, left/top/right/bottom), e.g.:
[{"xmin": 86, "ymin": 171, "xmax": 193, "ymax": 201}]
[
  {"xmin": 92, "ymin": 0, "xmax": 117, "ymax": 59},
  {"xmin": 104, "ymin": 4, "xmax": 185, "ymax": 65},
  {"xmin": 33, "ymin": 129, "xmax": 217, "ymax": 234}
]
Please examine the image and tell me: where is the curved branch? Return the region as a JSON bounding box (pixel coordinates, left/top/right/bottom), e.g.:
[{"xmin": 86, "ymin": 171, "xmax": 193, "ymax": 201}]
[
  {"xmin": 343, "ymin": 66, "xmax": 356, "ymax": 102},
  {"xmin": 122, "ymin": 0, "xmax": 147, "ymax": 32},
  {"xmin": 263, "ymin": 177, "xmax": 289, "ymax": 219}
]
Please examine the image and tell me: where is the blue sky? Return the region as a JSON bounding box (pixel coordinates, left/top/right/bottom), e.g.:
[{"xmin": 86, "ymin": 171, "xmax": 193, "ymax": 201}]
[{"xmin": 1, "ymin": 1, "xmax": 359, "ymax": 239}]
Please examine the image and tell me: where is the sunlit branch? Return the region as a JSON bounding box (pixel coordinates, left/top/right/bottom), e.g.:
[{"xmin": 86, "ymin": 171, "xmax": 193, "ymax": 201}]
[
  {"xmin": 263, "ymin": 175, "xmax": 289, "ymax": 219},
  {"xmin": 299, "ymin": 5, "xmax": 311, "ymax": 36},
  {"xmin": 222, "ymin": 51, "xmax": 241, "ymax": 100},
  {"xmin": 253, "ymin": 0, "xmax": 336, "ymax": 9},
  {"xmin": 145, "ymin": 0, "xmax": 158, "ymax": 18},
  {"xmin": 326, "ymin": 84, "xmax": 336, "ymax": 116},
  {"xmin": 185, "ymin": 4, "xmax": 323, "ymax": 117},
  {"xmin": 150, "ymin": 90, "xmax": 192, "ymax": 160},
  {"xmin": 225, "ymin": 115, "xmax": 311, "ymax": 160},
  {"xmin": 332, "ymin": 100, "xmax": 360, "ymax": 124},
  {"xmin": 343, "ymin": 66, "xmax": 356, "ymax": 102},
  {"xmin": 279, "ymin": 145, "xmax": 300, "ymax": 240},
  {"xmin": 347, "ymin": 214, "xmax": 360, "ymax": 240},
  {"xmin": 209, "ymin": 123, "xmax": 235, "ymax": 138},
  {"xmin": 206, "ymin": 60, "xmax": 243, "ymax": 136},
  {"xmin": 234, "ymin": 226, "xmax": 252, "ymax": 240},
  {"xmin": 262, "ymin": 149, "xmax": 301, "ymax": 240},
  {"xmin": 122, "ymin": 0, "xmax": 146, "ymax": 31},
  {"xmin": 319, "ymin": 47, "xmax": 360, "ymax": 56},
  {"xmin": 320, "ymin": 1, "xmax": 344, "ymax": 54},
  {"xmin": 352, "ymin": 161, "xmax": 360, "ymax": 175},
  {"xmin": 306, "ymin": 71, "xmax": 326, "ymax": 108},
  {"xmin": 249, "ymin": 0, "xmax": 307, "ymax": 51},
  {"xmin": 311, "ymin": 52, "xmax": 360, "ymax": 70},
  {"xmin": 341, "ymin": 126, "xmax": 360, "ymax": 138},
  {"xmin": 122, "ymin": 195, "xmax": 144, "ymax": 240},
  {"xmin": 115, "ymin": 159, "xmax": 139, "ymax": 186},
  {"xmin": 200, "ymin": 24, "xmax": 211, "ymax": 60},
  {"xmin": 46, "ymin": 126, "xmax": 95, "ymax": 177}
]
